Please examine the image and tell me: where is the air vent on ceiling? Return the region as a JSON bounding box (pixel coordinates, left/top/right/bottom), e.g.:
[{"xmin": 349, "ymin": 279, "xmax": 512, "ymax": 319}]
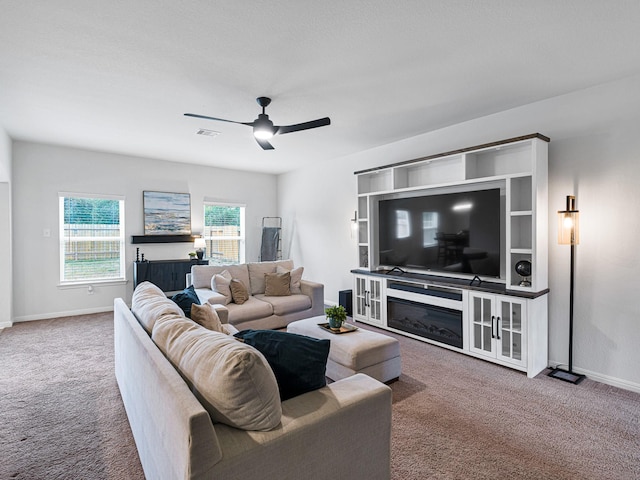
[{"xmin": 196, "ymin": 128, "xmax": 220, "ymax": 137}]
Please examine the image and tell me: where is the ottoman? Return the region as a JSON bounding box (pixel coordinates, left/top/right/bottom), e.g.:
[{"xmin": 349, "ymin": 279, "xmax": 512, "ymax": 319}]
[{"xmin": 287, "ymin": 316, "xmax": 401, "ymax": 383}]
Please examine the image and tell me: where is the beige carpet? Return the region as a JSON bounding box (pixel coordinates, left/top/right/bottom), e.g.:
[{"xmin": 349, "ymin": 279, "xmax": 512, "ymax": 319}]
[{"xmin": 1, "ymin": 313, "xmax": 639, "ymax": 479}]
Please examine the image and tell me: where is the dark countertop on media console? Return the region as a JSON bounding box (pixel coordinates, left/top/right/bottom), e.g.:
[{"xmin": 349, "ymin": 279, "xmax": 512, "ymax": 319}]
[{"xmin": 350, "ymin": 269, "xmax": 549, "ymax": 299}]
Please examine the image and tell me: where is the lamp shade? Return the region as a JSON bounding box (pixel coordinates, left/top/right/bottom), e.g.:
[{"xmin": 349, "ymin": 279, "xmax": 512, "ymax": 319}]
[
  {"xmin": 558, "ymin": 195, "xmax": 579, "ymax": 245},
  {"xmin": 194, "ymin": 238, "xmax": 206, "ymax": 250}
]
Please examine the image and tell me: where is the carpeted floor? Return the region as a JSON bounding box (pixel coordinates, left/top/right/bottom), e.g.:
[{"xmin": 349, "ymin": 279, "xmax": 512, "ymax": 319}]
[{"xmin": 1, "ymin": 312, "xmax": 639, "ymax": 479}]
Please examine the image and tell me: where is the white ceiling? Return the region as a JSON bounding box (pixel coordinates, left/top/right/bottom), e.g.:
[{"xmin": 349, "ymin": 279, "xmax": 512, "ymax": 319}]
[{"xmin": 2, "ymin": 1, "xmax": 640, "ymax": 174}]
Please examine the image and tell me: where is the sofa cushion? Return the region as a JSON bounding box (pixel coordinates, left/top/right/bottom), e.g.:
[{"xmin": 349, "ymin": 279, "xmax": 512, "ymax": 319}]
[
  {"xmin": 191, "ymin": 265, "xmax": 225, "ymax": 289},
  {"xmin": 152, "ymin": 318, "xmax": 282, "ymax": 431},
  {"xmin": 225, "ymin": 296, "xmax": 273, "ymax": 324},
  {"xmin": 224, "ymin": 264, "xmax": 251, "ymax": 293},
  {"xmin": 229, "ymin": 278, "xmax": 249, "ymax": 305},
  {"xmin": 276, "ymin": 265, "xmax": 304, "ymax": 294},
  {"xmin": 264, "ymin": 271, "xmax": 291, "ymax": 296},
  {"xmin": 247, "ymin": 261, "xmax": 278, "ymax": 295},
  {"xmin": 234, "ymin": 329, "xmax": 330, "ymax": 400},
  {"xmin": 212, "ymin": 270, "xmax": 232, "ymax": 305},
  {"xmin": 171, "ymin": 285, "xmax": 200, "ymax": 318},
  {"xmin": 190, "ymin": 303, "xmax": 225, "ymax": 333},
  {"xmin": 132, "ymin": 281, "xmax": 185, "ymax": 333},
  {"xmin": 151, "ymin": 312, "xmax": 202, "ymax": 350},
  {"xmin": 246, "ymin": 260, "xmax": 295, "ymax": 295},
  {"xmin": 254, "ymin": 293, "xmax": 312, "ymax": 316}
]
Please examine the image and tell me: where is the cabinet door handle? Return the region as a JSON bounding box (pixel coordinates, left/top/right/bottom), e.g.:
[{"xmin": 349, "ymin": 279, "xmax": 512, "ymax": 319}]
[
  {"xmin": 496, "ymin": 317, "xmax": 501, "ymax": 340},
  {"xmin": 491, "ymin": 316, "xmax": 496, "ymax": 338},
  {"xmin": 365, "ymin": 290, "xmax": 370, "ymax": 307}
]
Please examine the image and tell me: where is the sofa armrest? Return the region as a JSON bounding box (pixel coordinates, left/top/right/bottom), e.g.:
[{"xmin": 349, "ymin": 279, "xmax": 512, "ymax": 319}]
[
  {"xmin": 300, "ymin": 279, "xmax": 324, "ymax": 312},
  {"xmin": 211, "ymin": 304, "xmax": 229, "ymax": 324},
  {"xmin": 114, "ymin": 298, "xmax": 222, "ymax": 480},
  {"xmin": 211, "ymin": 374, "xmax": 392, "ymax": 480}
]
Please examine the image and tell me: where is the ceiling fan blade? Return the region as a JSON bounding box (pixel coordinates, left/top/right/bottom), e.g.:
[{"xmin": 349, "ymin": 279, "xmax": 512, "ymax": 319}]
[
  {"xmin": 276, "ymin": 117, "xmax": 331, "ymax": 135},
  {"xmin": 184, "ymin": 113, "xmax": 254, "ymax": 126},
  {"xmin": 255, "ymin": 137, "xmax": 275, "ymax": 150}
]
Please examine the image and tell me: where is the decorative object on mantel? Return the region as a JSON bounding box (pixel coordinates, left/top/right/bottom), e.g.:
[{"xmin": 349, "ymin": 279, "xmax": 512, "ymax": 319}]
[
  {"xmin": 143, "ymin": 191, "xmax": 191, "ymax": 236},
  {"xmin": 515, "ymin": 260, "xmax": 532, "ymax": 287},
  {"xmin": 325, "ymin": 304, "xmax": 348, "ymax": 331},
  {"xmin": 549, "ymin": 195, "xmax": 586, "ymax": 385},
  {"xmin": 194, "ymin": 237, "xmax": 206, "ymax": 260}
]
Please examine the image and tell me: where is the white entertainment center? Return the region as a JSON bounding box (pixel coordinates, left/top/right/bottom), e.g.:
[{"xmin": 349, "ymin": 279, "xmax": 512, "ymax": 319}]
[{"xmin": 352, "ymin": 134, "xmax": 550, "ymax": 378}]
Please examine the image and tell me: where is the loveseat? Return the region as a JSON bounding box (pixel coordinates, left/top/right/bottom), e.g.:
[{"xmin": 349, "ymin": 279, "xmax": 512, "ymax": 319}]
[
  {"xmin": 114, "ymin": 282, "xmax": 392, "ymax": 480},
  {"xmin": 188, "ymin": 260, "xmax": 324, "ymax": 330}
]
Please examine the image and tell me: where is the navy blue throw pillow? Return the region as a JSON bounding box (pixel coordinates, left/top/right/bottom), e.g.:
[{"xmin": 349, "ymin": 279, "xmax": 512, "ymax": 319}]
[
  {"xmin": 171, "ymin": 284, "xmax": 200, "ymax": 318},
  {"xmin": 234, "ymin": 329, "xmax": 330, "ymax": 400}
]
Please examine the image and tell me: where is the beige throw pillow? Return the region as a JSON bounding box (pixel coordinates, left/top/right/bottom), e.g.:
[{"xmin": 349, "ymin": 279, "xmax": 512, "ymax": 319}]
[
  {"xmin": 276, "ymin": 265, "xmax": 304, "ymax": 294},
  {"xmin": 229, "ymin": 278, "xmax": 249, "ymax": 305},
  {"xmin": 264, "ymin": 272, "xmax": 291, "ymax": 296},
  {"xmin": 190, "ymin": 303, "xmax": 225, "ymax": 333},
  {"xmin": 212, "ymin": 270, "xmax": 232, "ymax": 305}
]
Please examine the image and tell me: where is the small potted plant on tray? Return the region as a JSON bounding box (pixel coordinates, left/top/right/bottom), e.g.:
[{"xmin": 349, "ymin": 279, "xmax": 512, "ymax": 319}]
[{"xmin": 325, "ymin": 305, "xmax": 347, "ymax": 331}]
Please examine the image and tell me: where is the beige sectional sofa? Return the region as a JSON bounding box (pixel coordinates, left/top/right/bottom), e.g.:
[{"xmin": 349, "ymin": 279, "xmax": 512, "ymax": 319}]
[
  {"xmin": 189, "ymin": 260, "xmax": 324, "ymax": 330},
  {"xmin": 114, "ymin": 282, "xmax": 392, "ymax": 480}
]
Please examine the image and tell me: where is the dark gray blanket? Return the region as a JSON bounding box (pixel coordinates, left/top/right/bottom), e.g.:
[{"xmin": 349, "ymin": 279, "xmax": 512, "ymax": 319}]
[{"xmin": 261, "ymin": 227, "xmax": 280, "ymax": 261}]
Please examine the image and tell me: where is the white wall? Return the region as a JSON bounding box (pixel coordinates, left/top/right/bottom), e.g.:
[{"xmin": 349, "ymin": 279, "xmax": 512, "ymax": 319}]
[
  {"xmin": 12, "ymin": 141, "xmax": 277, "ymax": 321},
  {"xmin": 0, "ymin": 128, "xmax": 12, "ymax": 328},
  {"xmin": 278, "ymin": 74, "xmax": 640, "ymax": 392}
]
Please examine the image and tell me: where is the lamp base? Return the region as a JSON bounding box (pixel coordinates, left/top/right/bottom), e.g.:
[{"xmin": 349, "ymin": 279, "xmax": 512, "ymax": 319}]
[{"xmin": 548, "ymin": 368, "xmax": 586, "ymax": 385}]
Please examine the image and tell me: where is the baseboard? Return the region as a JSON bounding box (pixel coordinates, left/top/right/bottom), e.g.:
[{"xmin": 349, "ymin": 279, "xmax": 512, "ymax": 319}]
[
  {"xmin": 13, "ymin": 306, "xmax": 114, "ymax": 323},
  {"xmin": 0, "ymin": 320, "xmax": 13, "ymax": 329},
  {"xmin": 549, "ymin": 359, "xmax": 640, "ymax": 394}
]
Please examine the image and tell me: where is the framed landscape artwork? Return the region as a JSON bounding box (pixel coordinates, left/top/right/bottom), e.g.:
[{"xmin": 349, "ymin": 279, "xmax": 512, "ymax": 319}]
[{"xmin": 143, "ymin": 191, "xmax": 191, "ymax": 236}]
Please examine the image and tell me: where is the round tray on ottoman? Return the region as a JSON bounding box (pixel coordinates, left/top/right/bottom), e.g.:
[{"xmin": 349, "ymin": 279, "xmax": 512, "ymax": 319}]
[{"xmin": 287, "ymin": 316, "xmax": 401, "ymax": 383}]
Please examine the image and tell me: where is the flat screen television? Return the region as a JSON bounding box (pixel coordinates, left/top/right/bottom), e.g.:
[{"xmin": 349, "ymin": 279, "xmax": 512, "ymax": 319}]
[{"xmin": 377, "ymin": 188, "xmax": 502, "ymax": 278}]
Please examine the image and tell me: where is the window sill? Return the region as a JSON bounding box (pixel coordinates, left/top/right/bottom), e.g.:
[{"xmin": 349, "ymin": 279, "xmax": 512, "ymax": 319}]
[{"xmin": 58, "ymin": 279, "xmax": 128, "ymax": 290}]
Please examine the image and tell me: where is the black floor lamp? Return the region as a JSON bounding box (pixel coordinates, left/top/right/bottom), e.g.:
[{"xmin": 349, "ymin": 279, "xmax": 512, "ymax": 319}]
[{"xmin": 548, "ymin": 195, "xmax": 586, "ymax": 384}]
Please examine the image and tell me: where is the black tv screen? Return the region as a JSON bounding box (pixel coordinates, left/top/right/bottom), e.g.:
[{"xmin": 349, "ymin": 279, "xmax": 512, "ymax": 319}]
[{"xmin": 377, "ymin": 188, "xmax": 501, "ymax": 277}]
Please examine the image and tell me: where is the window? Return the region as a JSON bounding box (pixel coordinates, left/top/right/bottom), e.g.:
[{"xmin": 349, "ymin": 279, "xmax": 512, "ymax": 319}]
[
  {"xmin": 59, "ymin": 194, "xmax": 125, "ymax": 283},
  {"xmin": 395, "ymin": 209, "xmax": 411, "ymax": 239},
  {"xmin": 422, "ymin": 212, "xmax": 439, "ymax": 247},
  {"xmin": 203, "ymin": 203, "xmax": 245, "ymax": 265}
]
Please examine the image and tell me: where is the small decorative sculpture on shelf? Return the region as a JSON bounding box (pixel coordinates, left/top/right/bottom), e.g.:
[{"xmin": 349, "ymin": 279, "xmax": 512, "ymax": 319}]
[{"xmin": 515, "ymin": 260, "xmax": 532, "ymax": 287}]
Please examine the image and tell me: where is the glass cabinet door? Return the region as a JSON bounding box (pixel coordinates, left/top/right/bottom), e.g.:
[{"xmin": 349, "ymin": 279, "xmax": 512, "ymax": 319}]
[
  {"xmin": 470, "ymin": 294, "xmax": 496, "ymax": 356},
  {"xmin": 497, "ymin": 298, "xmax": 525, "ymax": 365},
  {"xmin": 369, "ymin": 278, "xmax": 382, "ymax": 323},
  {"xmin": 354, "ymin": 276, "xmax": 368, "ymax": 319}
]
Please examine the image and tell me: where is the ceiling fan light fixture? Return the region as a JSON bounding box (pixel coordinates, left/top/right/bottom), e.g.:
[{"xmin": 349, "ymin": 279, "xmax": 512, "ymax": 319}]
[
  {"xmin": 253, "ymin": 114, "xmax": 275, "ymax": 139},
  {"xmin": 253, "ymin": 126, "xmax": 274, "ymax": 140}
]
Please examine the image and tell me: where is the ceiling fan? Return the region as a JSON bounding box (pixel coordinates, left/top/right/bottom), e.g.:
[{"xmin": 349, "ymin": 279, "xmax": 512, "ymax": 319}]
[{"xmin": 184, "ymin": 97, "xmax": 331, "ymax": 150}]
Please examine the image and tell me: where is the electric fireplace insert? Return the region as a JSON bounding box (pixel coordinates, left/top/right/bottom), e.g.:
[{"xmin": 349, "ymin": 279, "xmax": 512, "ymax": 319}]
[{"xmin": 387, "ymin": 296, "xmax": 463, "ymax": 349}]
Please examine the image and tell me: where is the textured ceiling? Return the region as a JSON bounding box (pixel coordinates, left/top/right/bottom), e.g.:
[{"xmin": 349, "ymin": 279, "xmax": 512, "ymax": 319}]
[{"xmin": 2, "ymin": 1, "xmax": 640, "ymax": 174}]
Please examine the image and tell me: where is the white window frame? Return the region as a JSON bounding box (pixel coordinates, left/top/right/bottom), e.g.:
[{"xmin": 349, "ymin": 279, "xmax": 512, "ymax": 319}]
[
  {"xmin": 203, "ymin": 201, "xmax": 246, "ymax": 264},
  {"xmin": 59, "ymin": 192, "xmax": 126, "ymax": 285}
]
